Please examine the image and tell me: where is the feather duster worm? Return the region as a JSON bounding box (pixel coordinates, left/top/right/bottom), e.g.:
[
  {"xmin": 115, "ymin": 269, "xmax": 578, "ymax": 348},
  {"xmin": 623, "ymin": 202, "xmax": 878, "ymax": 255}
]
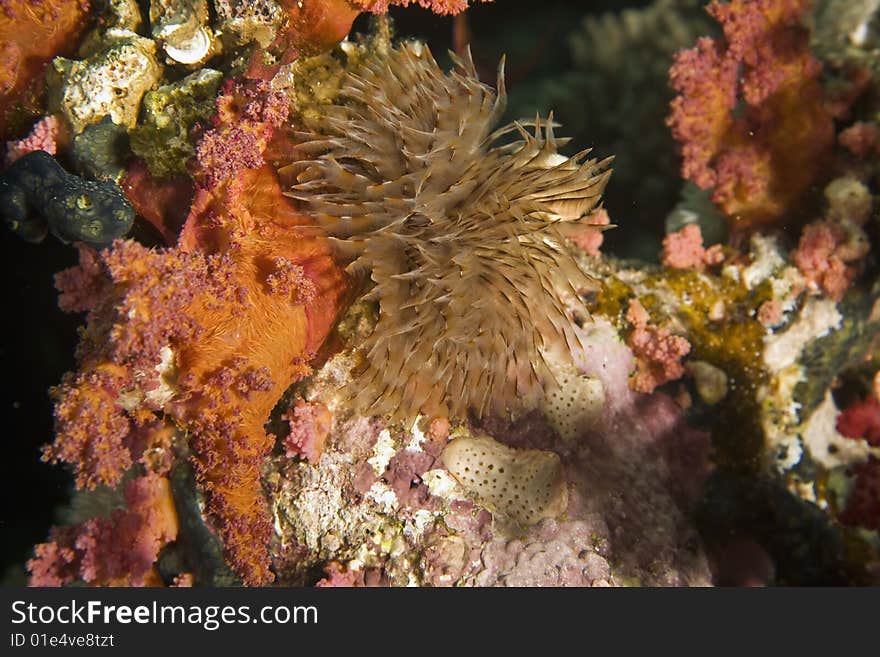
[{"xmin": 286, "ymin": 43, "xmax": 612, "ymax": 422}]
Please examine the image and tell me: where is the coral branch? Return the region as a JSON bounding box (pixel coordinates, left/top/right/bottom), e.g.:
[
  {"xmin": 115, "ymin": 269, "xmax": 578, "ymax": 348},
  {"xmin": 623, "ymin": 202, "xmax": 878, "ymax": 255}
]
[
  {"xmin": 626, "ymin": 299, "xmax": 691, "ymax": 394},
  {"xmin": 28, "ymin": 473, "xmax": 178, "ymax": 587},
  {"xmin": 668, "ymin": 0, "xmax": 833, "ymax": 231}
]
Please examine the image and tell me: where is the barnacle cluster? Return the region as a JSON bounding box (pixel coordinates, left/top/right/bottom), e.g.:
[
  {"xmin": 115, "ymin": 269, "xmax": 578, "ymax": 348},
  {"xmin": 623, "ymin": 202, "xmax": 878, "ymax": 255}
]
[{"xmin": 288, "ymin": 43, "xmax": 612, "ymax": 422}]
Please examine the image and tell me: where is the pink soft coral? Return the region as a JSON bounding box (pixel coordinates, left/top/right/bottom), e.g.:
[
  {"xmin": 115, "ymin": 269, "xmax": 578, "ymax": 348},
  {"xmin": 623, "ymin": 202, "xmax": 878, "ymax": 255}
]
[
  {"xmin": 352, "ymin": 0, "xmax": 490, "ymax": 15},
  {"xmin": 566, "ymin": 208, "xmax": 611, "ymax": 257},
  {"xmin": 792, "ymin": 220, "xmax": 867, "ymax": 301},
  {"xmin": 839, "ymin": 122, "xmax": 880, "ymax": 158},
  {"xmin": 667, "ymin": 0, "xmax": 833, "ymax": 232},
  {"xmin": 626, "ymin": 300, "xmax": 691, "ymax": 394},
  {"xmin": 27, "ymin": 473, "xmax": 178, "ymax": 587},
  {"xmin": 661, "ymin": 224, "xmax": 724, "ymax": 271},
  {"xmin": 195, "ymin": 80, "xmax": 289, "ymax": 190},
  {"xmin": 4, "ymin": 115, "xmax": 64, "ymax": 164},
  {"xmin": 282, "ymin": 399, "xmax": 333, "ymax": 464}
]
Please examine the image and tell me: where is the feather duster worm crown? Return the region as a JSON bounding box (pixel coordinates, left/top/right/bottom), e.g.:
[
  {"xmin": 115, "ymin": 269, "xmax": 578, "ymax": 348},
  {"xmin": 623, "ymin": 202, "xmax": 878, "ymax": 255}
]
[{"xmin": 286, "ymin": 42, "xmax": 612, "ymax": 422}]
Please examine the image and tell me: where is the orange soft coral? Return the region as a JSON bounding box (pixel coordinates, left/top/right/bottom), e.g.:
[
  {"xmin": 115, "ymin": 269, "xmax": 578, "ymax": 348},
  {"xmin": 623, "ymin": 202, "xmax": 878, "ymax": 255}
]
[
  {"xmin": 45, "ymin": 166, "xmax": 346, "ymax": 585},
  {"xmin": 0, "ymin": 0, "xmax": 92, "ymax": 139},
  {"xmin": 172, "ymin": 166, "xmax": 345, "ymax": 584},
  {"xmin": 43, "ymin": 79, "xmax": 347, "ymax": 584},
  {"xmin": 668, "ymin": 0, "xmax": 833, "ymax": 232}
]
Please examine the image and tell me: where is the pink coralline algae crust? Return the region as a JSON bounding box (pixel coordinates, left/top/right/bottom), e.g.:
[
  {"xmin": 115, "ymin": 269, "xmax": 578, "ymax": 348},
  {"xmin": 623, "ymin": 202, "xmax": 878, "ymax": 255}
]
[
  {"xmin": 667, "ymin": 0, "xmax": 833, "ymax": 231},
  {"xmin": 661, "ymin": 224, "xmax": 724, "ymax": 271},
  {"xmin": 352, "ymin": 0, "xmax": 491, "ymax": 15},
  {"xmin": 268, "ymin": 317, "xmax": 711, "ymax": 587},
  {"xmin": 27, "ymin": 473, "xmax": 178, "ymax": 587},
  {"xmin": 4, "ymin": 115, "xmax": 64, "ymax": 164},
  {"xmin": 625, "ymin": 299, "xmax": 691, "ymax": 394},
  {"xmin": 473, "ymin": 321, "xmax": 711, "ymax": 586},
  {"xmin": 282, "ymin": 399, "xmax": 333, "ymax": 463},
  {"xmin": 315, "ymin": 561, "xmax": 387, "ymax": 587},
  {"xmin": 837, "ymin": 396, "xmax": 880, "ymax": 447},
  {"xmin": 792, "ymin": 220, "xmax": 866, "ymax": 302}
]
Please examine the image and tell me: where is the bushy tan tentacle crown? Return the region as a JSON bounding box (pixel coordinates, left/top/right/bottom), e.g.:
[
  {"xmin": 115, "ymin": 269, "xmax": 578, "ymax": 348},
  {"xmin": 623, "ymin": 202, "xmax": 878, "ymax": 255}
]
[{"xmin": 286, "ymin": 42, "xmax": 612, "ymax": 422}]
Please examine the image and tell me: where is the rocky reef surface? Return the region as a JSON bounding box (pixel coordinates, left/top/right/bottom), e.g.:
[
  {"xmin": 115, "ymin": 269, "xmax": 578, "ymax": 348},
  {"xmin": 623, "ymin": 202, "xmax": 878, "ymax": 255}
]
[{"xmin": 3, "ymin": 0, "xmax": 880, "ymax": 587}]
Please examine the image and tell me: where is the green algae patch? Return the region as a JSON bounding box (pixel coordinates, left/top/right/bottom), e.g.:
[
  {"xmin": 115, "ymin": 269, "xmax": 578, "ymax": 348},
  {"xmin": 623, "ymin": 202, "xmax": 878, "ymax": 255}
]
[
  {"xmin": 651, "ymin": 269, "xmax": 770, "ymax": 469},
  {"xmin": 129, "ymin": 69, "xmax": 223, "ymax": 179},
  {"xmin": 591, "ymin": 274, "xmax": 633, "ymax": 322},
  {"xmin": 590, "ymin": 264, "xmax": 773, "ymax": 470}
]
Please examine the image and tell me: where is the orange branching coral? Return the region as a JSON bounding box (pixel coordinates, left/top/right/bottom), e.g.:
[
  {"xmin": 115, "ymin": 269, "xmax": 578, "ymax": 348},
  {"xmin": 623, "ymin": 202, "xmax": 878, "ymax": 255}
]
[
  {"xmin": 289, "ymin": 43, "xmax": 611, "ymax": 422},
  {"xmin": 0, "ymin": 0, "xmax": 92, "ymax": 139},
  {"xmin": 668, "ymin": 0, "xmax": 833, "ymax": 232},
  {"xmin": 27, "ymin": 473, "xmax": 178, "ymax": 587}
]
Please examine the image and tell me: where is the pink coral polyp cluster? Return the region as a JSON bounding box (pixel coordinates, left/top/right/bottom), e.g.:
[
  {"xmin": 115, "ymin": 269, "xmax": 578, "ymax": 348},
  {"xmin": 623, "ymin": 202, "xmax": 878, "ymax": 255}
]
[
  {"xmin": 661, "ymin": 224, "xmax": 724, "ymax": 271},
  {"xmin": 668, "ymin": 0, "xmax": 833, "ymax": 231},
  {"xmin": 27, "ymin": 474, "xmax": 178, "ymax": 587},
  {"xmin": 352, "ymin": 0, "xmax": 490, "ymax": 15},
  {"xmin": 4, "ymin": 115, "xmax": 64, "ymax": 164},
  {"xmin": 792, "ymin": 220, "xmax": 867, "ymax": 302},
  {"xmin": 196, "ymin": 80, "xmax": 290, "ymax": 189},
  {"xmin": 282, "ymin": 399, "xmax": 333, "ymax": 463},
  {"xmin": 625, "ymin": 300, "xmax": 691, "ymax": 394}
]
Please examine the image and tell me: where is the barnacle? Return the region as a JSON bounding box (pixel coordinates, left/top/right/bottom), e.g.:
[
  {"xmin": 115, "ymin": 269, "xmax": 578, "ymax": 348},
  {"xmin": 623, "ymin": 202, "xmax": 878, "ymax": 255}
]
[{"xmin": 287, "ymin": 43, "xmax": 612, "ymax": 422}]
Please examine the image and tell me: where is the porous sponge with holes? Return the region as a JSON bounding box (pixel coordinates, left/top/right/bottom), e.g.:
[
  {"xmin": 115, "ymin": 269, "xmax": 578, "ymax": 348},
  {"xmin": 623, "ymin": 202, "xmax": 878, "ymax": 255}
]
[
  {"xmin": 542, "ymin": 358, "xmax": 604, "ymax": 442},
  {"xmin": 441, "ymin": 434, "xmax": 568, "ymax": 526}
]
